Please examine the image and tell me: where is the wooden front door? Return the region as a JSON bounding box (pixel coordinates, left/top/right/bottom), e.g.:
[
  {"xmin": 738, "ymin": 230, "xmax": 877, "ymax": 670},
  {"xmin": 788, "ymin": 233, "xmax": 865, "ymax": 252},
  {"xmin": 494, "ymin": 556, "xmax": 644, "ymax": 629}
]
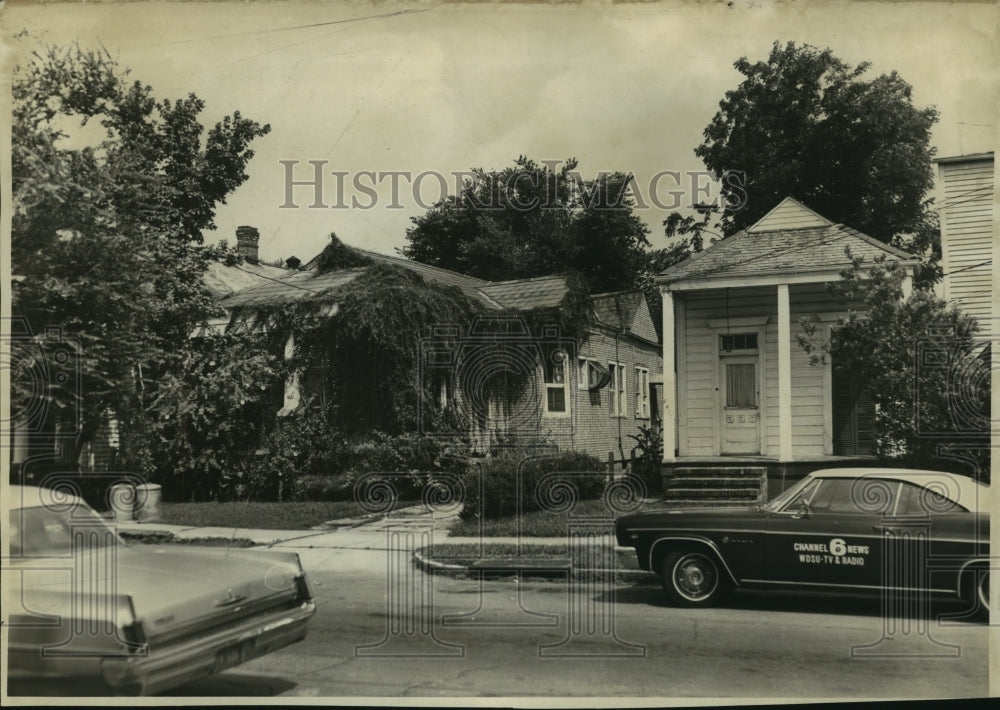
[{"xmin": 721, "ymin": 357, "xmax": 760, "ymax": 454}]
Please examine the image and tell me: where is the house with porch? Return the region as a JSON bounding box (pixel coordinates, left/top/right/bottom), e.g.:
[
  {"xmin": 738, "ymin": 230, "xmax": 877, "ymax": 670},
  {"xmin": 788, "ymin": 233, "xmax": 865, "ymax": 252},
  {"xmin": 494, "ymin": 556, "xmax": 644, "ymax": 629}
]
[{"xmin": 657, "ymin": 197, "xmax": 919, "ymax": 500}]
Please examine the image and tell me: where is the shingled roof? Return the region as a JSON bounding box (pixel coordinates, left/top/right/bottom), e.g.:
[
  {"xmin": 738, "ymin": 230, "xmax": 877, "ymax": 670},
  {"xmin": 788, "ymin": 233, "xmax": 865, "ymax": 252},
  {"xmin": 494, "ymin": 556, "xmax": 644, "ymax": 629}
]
[
  {"xmin": 658, "ymin": 198, "xmax": 917, "ymax": 286},
  {"xmin": 591, "ymin": 291, "xmax": 659, "ymax": 343},
  {"xmin": 218, "ymin": 268, "xmax": 366, "ymax": 308},
  {"xmin": 203, "ymin": 260, "xmax": 294, "ymax": 299},
  {"xmin": 215, "ymin": 241, "xmax": 654, "ymax": 345},
  {"xmin": 478, "ymin": 275, "xmax": 570, "ymax": 311}
]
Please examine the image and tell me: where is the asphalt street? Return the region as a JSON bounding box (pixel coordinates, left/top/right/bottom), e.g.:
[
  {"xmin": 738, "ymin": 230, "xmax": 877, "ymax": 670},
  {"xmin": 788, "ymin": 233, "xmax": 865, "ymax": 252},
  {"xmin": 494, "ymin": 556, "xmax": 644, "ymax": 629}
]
[{"xmin": 171, "ymin": 535, "xmax": 990, "ymax": 700}]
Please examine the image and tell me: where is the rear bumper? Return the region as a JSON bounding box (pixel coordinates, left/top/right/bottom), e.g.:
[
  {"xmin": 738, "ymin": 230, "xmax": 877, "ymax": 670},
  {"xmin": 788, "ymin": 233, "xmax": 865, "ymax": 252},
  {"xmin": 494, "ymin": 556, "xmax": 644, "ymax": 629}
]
[{"xmin": 101, "ymin": 600, "xmax": 316, "ymax": 695}]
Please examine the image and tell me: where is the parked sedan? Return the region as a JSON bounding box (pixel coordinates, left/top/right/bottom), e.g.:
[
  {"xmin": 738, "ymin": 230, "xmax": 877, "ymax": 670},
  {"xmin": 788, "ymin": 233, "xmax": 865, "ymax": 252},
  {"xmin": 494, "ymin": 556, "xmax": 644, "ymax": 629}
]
[
  {"xmin": 6, "ymin": 485, "xmax": 317, "ymax": 695},
  {"xmin": 615, "ymin": 468, "xmax": 990, "ymax": 617}
]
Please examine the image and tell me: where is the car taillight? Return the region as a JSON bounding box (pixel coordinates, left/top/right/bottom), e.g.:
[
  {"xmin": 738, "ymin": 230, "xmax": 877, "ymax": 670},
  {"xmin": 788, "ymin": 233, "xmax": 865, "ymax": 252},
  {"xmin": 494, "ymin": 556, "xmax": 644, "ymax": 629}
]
[
  {"xmin": 121, "ymin": 620, "xmax": 148, "ymax": 653},
  {"xmin": 294, "ymin": 573, "xmax": 313, "ymax": 602},
  {"xmin": 116, "ymin": 597, "xmax": 148, "ymax": 655}
]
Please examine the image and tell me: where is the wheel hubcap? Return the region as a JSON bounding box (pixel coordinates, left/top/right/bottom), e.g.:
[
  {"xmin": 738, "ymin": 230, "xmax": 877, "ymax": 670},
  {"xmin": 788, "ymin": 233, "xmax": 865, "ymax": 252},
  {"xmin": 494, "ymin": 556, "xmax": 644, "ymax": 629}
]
[{"xmin": 674, "ymin": 554, "xmax": 718, "ymax": 601}]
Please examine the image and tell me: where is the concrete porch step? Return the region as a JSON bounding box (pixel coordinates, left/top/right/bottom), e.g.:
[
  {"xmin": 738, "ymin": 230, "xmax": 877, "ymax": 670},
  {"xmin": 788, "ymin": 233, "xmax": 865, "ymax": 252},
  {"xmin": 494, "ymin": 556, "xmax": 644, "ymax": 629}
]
[
  {"xmin": 664, "ymin": 487, "xmax": 760, "ymax": 498},
  {"xmin": 658, "ymin": 500, "xmax": 758, "ymax": 508},
  {"xmin": 662, "ymin": 466, "xmax": 767, "ymax": 506},
  {"xmin": 670, "ymin": 467, "xmax": 767, "ymax": 477},
  {"xmin": 666, "ymin": 476, "xmax": 764, "ymax": 486}
]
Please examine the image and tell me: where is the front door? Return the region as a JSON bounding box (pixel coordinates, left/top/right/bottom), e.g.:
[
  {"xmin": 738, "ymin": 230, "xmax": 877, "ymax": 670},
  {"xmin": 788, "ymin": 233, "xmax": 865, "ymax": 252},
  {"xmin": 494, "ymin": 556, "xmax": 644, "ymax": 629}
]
[{"xmin": 721, "ymin": 357, "xmax": 760, "ymax": 454}]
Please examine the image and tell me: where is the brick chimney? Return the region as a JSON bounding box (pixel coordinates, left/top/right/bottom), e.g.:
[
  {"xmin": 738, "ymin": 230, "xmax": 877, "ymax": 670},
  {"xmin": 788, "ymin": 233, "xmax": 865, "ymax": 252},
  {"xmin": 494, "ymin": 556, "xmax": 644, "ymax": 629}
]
[
  {"xmin": 235, "ymin": 226, "xmax": 260, "ymax": 264},
  {"xmin": 285, "ymin": 256, "xmax": 301, "ymax": 270}
]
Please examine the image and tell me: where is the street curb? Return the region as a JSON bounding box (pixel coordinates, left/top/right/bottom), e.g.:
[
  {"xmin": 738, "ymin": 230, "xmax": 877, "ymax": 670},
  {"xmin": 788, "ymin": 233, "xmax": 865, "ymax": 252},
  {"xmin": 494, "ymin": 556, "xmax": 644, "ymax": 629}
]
[
  {"xmin": 119, "ymin": 529, "xmax": 256, "ymax": 547},
  {"xmin": 412, "ymin": 550, "xmax": 657, "ymax": 583}
]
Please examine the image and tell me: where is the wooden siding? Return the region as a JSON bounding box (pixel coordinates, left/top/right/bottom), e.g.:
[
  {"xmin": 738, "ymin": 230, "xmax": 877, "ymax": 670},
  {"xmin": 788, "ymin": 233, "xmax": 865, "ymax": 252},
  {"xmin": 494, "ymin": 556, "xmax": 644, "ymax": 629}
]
[
  {"xmin": 938, "ymin": 156, "xmax": 994, "ymax": 337},
  {"xmin": 679, "ymin": 284, "xmax": 857, "ymax": 457},
  {"xmin": 747, "ymin": 197, "xmax": 832, "ymax": 233}
]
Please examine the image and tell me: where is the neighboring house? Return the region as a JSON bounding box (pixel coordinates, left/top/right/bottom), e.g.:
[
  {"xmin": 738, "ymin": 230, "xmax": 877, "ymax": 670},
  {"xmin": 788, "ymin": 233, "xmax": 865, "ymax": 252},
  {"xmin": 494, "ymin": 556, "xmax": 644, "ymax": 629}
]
[
  {"xmin": 656, "ymin": 197, "xmax": 919, "ymax": 496},
  {"xmin": 215, "ymin": 243, "xmax": 662, "ymax": 462},
  {"xmin": 935, "ymin": 152, "xmax": 995, "ymax": 340},
  {"xmin": 10, "ymin": 227, "xmax": 293, "ymax": 477}
]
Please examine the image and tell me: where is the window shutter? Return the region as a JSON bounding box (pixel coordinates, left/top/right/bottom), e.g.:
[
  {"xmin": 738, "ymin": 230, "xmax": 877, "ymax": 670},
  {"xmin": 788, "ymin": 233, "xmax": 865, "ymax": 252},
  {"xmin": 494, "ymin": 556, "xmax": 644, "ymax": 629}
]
[{"xmin": 832, "ymin": 367, "xmax": 874, "ymax": 456}]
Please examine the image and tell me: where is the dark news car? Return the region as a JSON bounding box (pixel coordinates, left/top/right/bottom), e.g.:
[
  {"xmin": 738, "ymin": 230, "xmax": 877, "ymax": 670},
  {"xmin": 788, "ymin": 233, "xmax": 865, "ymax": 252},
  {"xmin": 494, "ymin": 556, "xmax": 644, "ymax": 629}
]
[{"xmin": 615, "ymin": 468, "xmax": 990, "ymax": 616}]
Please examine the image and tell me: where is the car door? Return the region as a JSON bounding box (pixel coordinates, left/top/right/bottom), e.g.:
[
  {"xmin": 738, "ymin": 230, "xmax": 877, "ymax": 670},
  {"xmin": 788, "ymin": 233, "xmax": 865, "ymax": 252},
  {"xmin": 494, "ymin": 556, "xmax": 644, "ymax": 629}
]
[
  {"xmin": 764, "ymin": 476, "xmax": 891, "ymax": 590},
  {"xmin": 888, "ymin": 479, "xmax": 985, "ymax": 597}
]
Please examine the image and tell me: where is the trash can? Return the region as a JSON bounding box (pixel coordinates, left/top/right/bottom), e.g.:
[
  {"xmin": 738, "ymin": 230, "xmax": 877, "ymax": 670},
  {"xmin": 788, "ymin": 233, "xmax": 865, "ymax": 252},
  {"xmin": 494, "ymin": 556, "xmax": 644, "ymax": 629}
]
[
  {"xmin": 109, "ymin": 483, "xmax": 136, "ymax": 523},
  {"xmin": 135, "ymin": 483, "xmax": 162, "ymax": 523}
]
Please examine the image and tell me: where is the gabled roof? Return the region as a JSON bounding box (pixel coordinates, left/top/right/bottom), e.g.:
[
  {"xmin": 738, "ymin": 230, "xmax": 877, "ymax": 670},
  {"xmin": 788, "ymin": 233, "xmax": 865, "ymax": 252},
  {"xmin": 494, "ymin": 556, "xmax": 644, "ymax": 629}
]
[
  {"xmin": 745, "ymin": 197, "xmax": 832, "ymax": 233},
  {"xmin": 658, "ymin": 198, "xmax": 918, "ymax": 287},
  {"xmin": 203, "ymin": 260, "xmax": 294, "ymax": 299},
  {"xmin": 479, "ymin": 275, "xmax": 570, "ymax": 311},
  {"xmin": 215, "ymin": 240, "xmax": 653, "ymax": 344},
  {"xmin": 591, "ymin": 291, "xmax": 658, "ymax": 343},
  {"xmin": 340, "ymin": 248, "xmax": 494, "ymax": 305},
  {"xmin": 218, "ymin": 268, "xmax": 366, "ymax": 308}
]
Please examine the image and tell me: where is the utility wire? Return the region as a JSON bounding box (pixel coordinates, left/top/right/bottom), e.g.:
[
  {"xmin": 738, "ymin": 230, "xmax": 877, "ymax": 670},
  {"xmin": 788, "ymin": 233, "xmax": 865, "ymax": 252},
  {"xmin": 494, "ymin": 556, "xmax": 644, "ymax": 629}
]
[
  {"xmin": 941, "ymin": 259, "xmax": 992, "ymax": 277},
  {"xmin": 229, "ymin": 263, "xmax": 322, "ymax": 294}
]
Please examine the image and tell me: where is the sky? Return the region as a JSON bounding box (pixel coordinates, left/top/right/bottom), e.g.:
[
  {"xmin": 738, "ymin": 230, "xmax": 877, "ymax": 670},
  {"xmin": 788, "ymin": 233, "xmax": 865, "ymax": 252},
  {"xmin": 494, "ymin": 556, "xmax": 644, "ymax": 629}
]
[{"xmin": 2, "ymin": 0, "xmax": 997, "ymax": 265}]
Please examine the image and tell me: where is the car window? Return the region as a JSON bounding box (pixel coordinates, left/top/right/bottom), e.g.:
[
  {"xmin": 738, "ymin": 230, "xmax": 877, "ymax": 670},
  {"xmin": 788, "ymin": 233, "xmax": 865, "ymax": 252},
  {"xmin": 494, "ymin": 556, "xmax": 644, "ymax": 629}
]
[
  {"xmin": 782, "ymin": 477, "xmax": 897, "ymax": 515},
  {"xmin": 9, "ymin": 504, "xmax": 121, "ymax": 556},
  {"xmin": 779, "ymin": 479, "xmax": 823, "ymax": 511},
  {"xmin": 765, "ymin": 476, "xmax": 818, "ymax": 512},
  {"xmin": 894, "ymin": 481, "xmax": 968, "ymax": 515}
]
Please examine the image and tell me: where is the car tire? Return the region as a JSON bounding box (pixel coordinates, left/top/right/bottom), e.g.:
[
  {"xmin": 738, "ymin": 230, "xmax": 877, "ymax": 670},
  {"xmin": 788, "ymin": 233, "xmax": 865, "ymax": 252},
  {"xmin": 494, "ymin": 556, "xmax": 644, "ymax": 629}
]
[
  {"xmin": 660, "ymin": 549, "xmax": 731, "ymax": 607},
  {"xmin": 974, "ymin": 569, "xmax": 989, "ymax": 622}
]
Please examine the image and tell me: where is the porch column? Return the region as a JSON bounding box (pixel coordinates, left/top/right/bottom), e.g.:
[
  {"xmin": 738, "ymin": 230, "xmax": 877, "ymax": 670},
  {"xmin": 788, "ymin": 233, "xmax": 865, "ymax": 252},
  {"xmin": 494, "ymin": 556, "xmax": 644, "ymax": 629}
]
[
  {"xmin": 777, "ymin": 284, "xmax": 793, "ymax": 462},
  {"xmin": 901, "ymin": 272, "xmax": 913, "ymax": 300},
  {"xmin": 661, "ymin": 288, "xmax": 676, "ymax": 463},
  {"xmin": 280, "ymin": 331, "xmax": 301, "ymax": 415}
]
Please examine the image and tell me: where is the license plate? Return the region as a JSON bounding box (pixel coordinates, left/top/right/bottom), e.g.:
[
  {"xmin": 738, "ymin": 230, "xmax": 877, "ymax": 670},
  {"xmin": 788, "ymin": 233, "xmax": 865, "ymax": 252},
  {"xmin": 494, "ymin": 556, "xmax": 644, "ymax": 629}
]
[{"xmin": 214, "ymin": 640, "xmax": 253, "ymax": 673}]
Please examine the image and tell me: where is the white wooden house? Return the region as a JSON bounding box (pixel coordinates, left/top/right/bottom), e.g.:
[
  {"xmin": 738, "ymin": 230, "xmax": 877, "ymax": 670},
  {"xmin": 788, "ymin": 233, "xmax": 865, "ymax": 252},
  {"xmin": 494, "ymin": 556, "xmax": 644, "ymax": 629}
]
[
  {"xmin": 656, "ymin": 198, "xmax": 919, "ymax": 496},
  {"xmin": 935, "ymin": 152, "xmax": 995, "ymax": 339}
]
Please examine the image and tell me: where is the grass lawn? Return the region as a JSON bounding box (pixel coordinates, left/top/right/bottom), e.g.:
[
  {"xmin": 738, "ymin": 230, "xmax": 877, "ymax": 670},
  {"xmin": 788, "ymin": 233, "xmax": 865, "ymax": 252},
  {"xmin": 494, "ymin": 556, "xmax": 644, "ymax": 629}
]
[
  {"xmin": 448, "ymin": 497, "xmax": 664, "ymax": 537},
  {"xmin": 156, "ymin": 499, "xmax": 416, "ymax": 530},
  {"xmin": 421, "ymin": 542, "xmax": 572, "ymax": 561}
]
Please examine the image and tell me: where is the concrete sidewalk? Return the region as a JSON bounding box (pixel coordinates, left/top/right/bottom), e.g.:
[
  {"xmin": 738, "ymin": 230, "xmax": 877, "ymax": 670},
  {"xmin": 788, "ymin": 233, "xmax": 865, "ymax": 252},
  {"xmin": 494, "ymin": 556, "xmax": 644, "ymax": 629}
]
[{"xmin": 115, "ymin": 505, "xmax": 647, "ymax": 576}]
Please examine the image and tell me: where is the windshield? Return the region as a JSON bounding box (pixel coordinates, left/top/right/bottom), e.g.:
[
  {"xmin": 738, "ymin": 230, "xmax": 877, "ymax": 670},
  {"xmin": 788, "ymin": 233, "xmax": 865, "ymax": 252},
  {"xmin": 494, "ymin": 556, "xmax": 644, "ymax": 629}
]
[
  {"xmin": 761, "ymin": 475, "xmax": 818, "ymax": 513},
  {"xmin": 10, "ymin": 503, "xmax": 123, "ymax": 557}
]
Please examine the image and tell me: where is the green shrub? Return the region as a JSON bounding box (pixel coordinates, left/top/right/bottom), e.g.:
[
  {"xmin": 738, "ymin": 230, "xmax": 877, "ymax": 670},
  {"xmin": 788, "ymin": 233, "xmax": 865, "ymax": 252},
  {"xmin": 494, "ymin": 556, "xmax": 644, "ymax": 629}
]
[
  {"xmin": 460, "ymin": 450, "xmax": 607, "ymax": 520},
  {"xmin": 287, "ymin": 431, "xmax": 469, "ymax": 503},
  {"xmin": 292, "ymin": 473, "xmax": 356, "ymax": 502},
  {"xmin": 239, "ymin": 408, "xmax": 346, "ymax": 501},
  {"xmin": 628, "ymin": 423, "xmax": 663, "ymax": 495}
]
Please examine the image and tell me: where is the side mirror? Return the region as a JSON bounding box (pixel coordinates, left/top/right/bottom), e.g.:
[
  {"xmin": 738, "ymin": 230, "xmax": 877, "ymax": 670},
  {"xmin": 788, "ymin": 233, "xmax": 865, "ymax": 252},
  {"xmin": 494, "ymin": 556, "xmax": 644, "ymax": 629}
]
[{"xmin": 791, "ymin": 502, "xmax": 811, "ymax": 519}]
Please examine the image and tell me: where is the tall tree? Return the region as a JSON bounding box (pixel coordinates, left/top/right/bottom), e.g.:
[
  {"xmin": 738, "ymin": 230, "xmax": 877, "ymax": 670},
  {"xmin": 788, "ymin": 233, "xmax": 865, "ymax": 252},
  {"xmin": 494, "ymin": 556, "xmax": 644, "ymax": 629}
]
[
  {"xmin": 799, "ymin": 258, "xmax": 989, "ymax": 481},
  {"xmin": 10, "ymin": 44, "xmax": 270, "ymax": 466},
  {"xmin": 401, "ymin": 156, "xmax": 657, "ymax": 295},
  {"xmin": 667, "ymin": 41, "xmax": 940, "ymax": 277},
  {"xmin": 402, "ymin": 156, "xmax": 688, "ymax": 338}
]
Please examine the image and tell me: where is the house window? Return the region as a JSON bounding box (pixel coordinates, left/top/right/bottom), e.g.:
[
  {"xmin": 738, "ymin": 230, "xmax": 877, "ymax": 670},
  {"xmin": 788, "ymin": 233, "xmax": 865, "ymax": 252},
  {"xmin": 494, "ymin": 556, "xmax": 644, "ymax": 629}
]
[
  {"xmin": 725, "ymin": 363, "xmax": 757, "ymax": 408},
  {"xmin": 544, "ymin": 349, "xmax": 569, "ymax": 415},
  {"xmin": 832, "ymin": 366, "xmax": 874, "ymax": 456},
  {"xmin": 720, "ymin": 333, "xmax": 758, "ymax": 352},
  {"xmin": 578, "ymin": 357, "xmax": 611, "ymax": 390},
  {"xmin": 635, "ymin": 367, "xmax": 650, "ymax": 419},
  {"xmin": 609, "ymin": 361, "xmax": 627, "ymax": 417}
]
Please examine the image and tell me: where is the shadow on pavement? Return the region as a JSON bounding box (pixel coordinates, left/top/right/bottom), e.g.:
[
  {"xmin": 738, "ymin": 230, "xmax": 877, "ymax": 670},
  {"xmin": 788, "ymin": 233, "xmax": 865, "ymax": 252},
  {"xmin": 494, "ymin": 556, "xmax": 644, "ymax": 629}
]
[
  {"xmin": 604, "ymin": 582, "xmax": 983, "ymax": 624},
  {"xmin": 167, "ymin": 671, "xmax": 298, "ymax": 696}
]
